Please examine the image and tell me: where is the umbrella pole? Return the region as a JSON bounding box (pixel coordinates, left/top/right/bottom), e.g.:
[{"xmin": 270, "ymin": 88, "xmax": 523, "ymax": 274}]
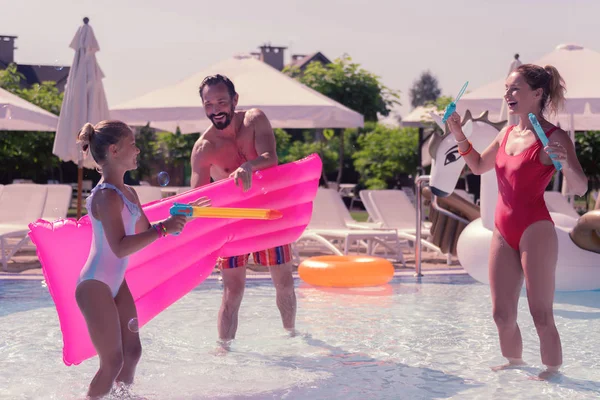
[{"xmin": 76, "ymin": 161, "xmax": 83, "ymax": 219}]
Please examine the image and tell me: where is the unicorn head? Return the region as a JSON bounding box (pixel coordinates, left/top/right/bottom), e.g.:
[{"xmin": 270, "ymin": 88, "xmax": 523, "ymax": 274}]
[
  {"xmin": 427, "ymin": 109, "xmax": 507, "ymax": 231},
  {"xmin": 427, "ymin": 110, "xmax": 506, "ymax": 197}
]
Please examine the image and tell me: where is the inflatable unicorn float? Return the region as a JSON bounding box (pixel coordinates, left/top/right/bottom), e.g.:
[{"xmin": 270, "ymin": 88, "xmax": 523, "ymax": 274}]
[
  {"xmin": 28, "ymin": 154, "xmax": 322, "ymax": 366},
  {"xmin": 425, "ymin": 110, "xmax": 600, "ymax": 292}
]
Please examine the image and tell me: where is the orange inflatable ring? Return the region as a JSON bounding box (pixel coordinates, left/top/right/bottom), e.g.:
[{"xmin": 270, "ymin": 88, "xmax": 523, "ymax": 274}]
[{"xmin": 298, "ymin": 255, "xmax": 395, "ymax": 288}]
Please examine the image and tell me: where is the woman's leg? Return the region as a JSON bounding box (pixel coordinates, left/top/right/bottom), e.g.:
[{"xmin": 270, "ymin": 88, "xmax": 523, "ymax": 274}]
[
  {"xmin": 114, "ymin": 280, "xmax": 143, "ymax": 386},
  {"xmin": 520, "ymin": 220, "xmax": 562, "ymax": 379},
  {"xmin": 75, "ymin": 280, "xmax": 124, "ymax": 399},
  {"xmin": 489, "ymin": 229, "xmax": 526, "ymax": 371}
]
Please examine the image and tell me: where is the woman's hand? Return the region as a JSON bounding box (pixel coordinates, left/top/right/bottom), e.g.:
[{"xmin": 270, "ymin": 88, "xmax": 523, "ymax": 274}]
[
  {"xmin": 544, "ymin": 142, "xmax": 569, "ymax": 168},
  {"xmin": 446, "ymin": 111, "xmax": 466, "ymax": 140}
]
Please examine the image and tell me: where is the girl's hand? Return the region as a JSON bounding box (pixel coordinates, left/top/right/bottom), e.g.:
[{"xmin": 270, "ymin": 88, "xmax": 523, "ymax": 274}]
[{"xmin": 162, "ymin": 215, "xmax": 187, "ymax": 235}]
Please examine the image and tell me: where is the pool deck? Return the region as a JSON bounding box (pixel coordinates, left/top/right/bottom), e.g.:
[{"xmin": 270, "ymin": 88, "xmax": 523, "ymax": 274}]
[{"xmin": 0, "ymin": 246, "xmax": 467, "ymax": 281}]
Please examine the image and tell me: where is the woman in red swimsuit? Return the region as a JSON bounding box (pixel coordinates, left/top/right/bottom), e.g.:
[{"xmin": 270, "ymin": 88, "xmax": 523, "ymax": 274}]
[{"xmin": 447, "ymin": 64, "xmax": 588, "ymax": 380}]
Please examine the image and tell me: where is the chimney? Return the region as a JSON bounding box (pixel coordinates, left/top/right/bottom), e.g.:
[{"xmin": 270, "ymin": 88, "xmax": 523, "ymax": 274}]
[
  {"xmin": 0, "ymin": 35, "xmax": 17, "ymax": 64},
  {"xmin": 258, "ymin": 43, "xmax": 287, "ymax": 71}
]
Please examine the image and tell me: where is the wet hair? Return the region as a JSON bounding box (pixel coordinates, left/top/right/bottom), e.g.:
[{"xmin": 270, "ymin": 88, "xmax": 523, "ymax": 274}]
[
  {"xmin": 516, "ymin": 64, "xmax": 566, "ymax": 116},
  {"xmin": 77, "ymin": 120, "xmax": 132, "ymax": 165},
  {"xmin": 198, "ymin": 74, "xmax": 237, "ymax": 100}
]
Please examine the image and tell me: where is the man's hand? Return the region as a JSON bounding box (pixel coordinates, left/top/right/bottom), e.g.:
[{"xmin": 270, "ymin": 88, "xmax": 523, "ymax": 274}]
[
  {"xmin": 230, "ymin": 163, "xmax": 253, "ymax": 192},
  {"xmin": 189, "ymin": 196, "xmax": 212, "ymax": 208}
]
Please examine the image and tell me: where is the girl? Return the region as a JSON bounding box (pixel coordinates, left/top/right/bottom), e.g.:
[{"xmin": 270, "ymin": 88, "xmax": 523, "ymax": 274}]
[
  {"xmin": 75, "ymin": 120, "xmax": 209, "ymax": 398},
  {"xmin": 446, "ymin": 64, "xmax": 587, "ymax": 380}
]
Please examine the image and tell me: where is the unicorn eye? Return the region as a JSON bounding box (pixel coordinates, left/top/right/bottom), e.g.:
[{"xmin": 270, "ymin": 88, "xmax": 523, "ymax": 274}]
[{"xmin": 444, "ymin": 149, "xmax": 461, "ymax": 165}]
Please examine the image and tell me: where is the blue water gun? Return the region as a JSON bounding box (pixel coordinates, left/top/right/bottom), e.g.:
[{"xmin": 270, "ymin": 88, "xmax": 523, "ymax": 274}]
[
  {"xmin": 528, "ymin": 113, "xmax": 562, "ymax": 171},
  {"xmin": 442, "ymin": 81, "xmax": 469, "ymax": 123},
  {"xmin": 167, "ymin": 203, "xmax": 192, "ymax": 236}
]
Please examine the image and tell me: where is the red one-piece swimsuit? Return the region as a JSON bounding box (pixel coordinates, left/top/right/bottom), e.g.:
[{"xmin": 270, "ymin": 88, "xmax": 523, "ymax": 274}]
[{"xmin": 494, "ymin": 124, "xmax": 559, "ymax": 250}]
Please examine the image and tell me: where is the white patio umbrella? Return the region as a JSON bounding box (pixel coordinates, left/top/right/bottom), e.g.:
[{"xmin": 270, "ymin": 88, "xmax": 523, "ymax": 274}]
[
  {"xmin": 0, "ymin": 87, "xmax": 58, "ymax": 131},
  {"xmin": 110, "ymin": 54, "xmax": 363, "ymax": 133},
  {"xmin": 52, "ymin": 17, "xmax": 110, "ymax": 218},
  {"xmin": 459, "ymin": 44, "xmax": 600, "ymax": 199},
  {"xmin": 458, "ymin": 44, "xmax": 600, "ymax": 130},
  {"xmin": 400, "ymin": 105, "xmax": 439, "ymax": 168}
]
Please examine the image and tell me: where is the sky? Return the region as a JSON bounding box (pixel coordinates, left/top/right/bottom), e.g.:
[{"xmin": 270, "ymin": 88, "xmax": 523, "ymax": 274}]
[{"xmin": 1, "ymin": 0, "xmax": 599, "ymax": 119}]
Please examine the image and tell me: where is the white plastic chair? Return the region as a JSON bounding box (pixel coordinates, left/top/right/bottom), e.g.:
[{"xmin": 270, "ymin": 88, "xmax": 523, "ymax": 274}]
[
  {"xmin": 295, "ymin": 189, "xmax": 405, "ymax": 265},
  {"xmin": 42, "ymin": 184, "xmax": 73, "ymax": 221},
  {"xmin": 175, "ymin": 187, "xmax": 192, "ymax": 195},
  {"xmin": 130, "ymin": 185, "xmax": 163, "ymax": 205},
  {"xmin": 0, "ymin": 184, "xmax": 48, "ymax": 270},
  {"xmin": 359, "ymin": 189, "xmax": 441, "ymax": 254},
  {"xmin": 313, "ymin": 188, "xmax": 384, "ymax": 231}
]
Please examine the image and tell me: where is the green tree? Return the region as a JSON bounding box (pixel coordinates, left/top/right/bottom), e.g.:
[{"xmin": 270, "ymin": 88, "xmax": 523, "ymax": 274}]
[
  {"xmin": 129, "ymin": 125, "xmax": 199, "ymax": 185},
  {"xmin": 353, "ymin": 123, "xmax": 419, "ymax": 189},
  {"xmin": 409, "ymin": 70, "xmax": 441, "ymax": 109},
  {"xmin": 278, "ymin": 130, "xmax": 338, "ymax": 176},
  {"xmin": 427, "ymin": 95, "xmax": 453, "ymax": 111},
  {"xmin": 286, "ymin": 54, "xmax": 400, "ymax": 121},
  {"xmin": 0, "ymin": 131, "xmax": 59, "ymax": 183},
  {"xmin": 575, "ymin": 131, "xmax": 600, "ymax": 209},
  {"xmin": 0, "ymin": 63, "xmax": 64, "ymax": 183},
  {"xmin": 0, "ymin": 63, "xmax": 63, "ymax": 115},
  {"xmin": 273, "ymin": 128, "xmax": 292, "ymax": 160},
  {"xmin": 130, "ymin": 123, "xmax": 157, "ymax": 182},
  {"xmin": 0, "ymin": 63, "xmax": 24, "ymax": 93},
  {"xmin": 152, "ymin": 128, "xmax": 196, "ymax": 185},
  {"xmin": 19, "ymin": 82, "xmax": 63, "ymax": 116},
  {"xmin": 283, "ymin": 54, "xmax": 400, "ymax": 185}
]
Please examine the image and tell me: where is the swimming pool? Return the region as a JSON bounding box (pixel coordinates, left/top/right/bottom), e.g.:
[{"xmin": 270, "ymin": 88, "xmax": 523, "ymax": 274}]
[{"xmin": 1, "ymin": 274, "xmax": 599, "ymax": 399}]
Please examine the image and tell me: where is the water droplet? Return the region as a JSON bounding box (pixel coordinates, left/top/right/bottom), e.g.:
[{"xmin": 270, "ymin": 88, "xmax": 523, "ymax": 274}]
[
  {"xmin": 128, "ymin": 318, "xmax": 139, "ymax": 333},
  {"xmin": 157, "ymin": 171, "xmax": 170, "ymax": 186}
]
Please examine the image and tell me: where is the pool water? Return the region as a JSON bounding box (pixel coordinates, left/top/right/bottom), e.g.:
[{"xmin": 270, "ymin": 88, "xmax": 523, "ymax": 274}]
[{"xmin": 1, "ymin": 274, "xmax": 600, "ymax": 399}]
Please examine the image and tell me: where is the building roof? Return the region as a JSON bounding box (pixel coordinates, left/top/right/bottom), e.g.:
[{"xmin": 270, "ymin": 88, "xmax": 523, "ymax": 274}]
[
  {"xmin": 287, "ymin": 51, "xmax": 331, "ymax": 69},
  {"xmin": 0, "ymin": 34, "xmax": 70, "ymax": 92},
  {"xmin": 16, "ymin": 64, "xmax": 70, "ymax": 90}
]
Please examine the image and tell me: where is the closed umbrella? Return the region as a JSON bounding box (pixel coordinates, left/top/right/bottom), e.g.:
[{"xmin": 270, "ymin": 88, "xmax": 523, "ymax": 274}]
[{"xmin": 52, "ymin": 17, "xmax": 109, "ymax": 218}]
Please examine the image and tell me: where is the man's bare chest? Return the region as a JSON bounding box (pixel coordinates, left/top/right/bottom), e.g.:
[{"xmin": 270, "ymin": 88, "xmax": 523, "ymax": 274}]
[{"xmin": 210, "ymin": 134, "xmax": 257, "ymax": 175}]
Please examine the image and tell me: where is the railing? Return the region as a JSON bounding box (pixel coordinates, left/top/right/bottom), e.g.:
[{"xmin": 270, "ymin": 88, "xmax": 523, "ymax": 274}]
[
  {"xmin": 415, "ymin": 177, "xmax": 471, "ymax": 277},
  {"xmin": 414, "ymin": 175, "xmax": 430, "ymax": 277}
]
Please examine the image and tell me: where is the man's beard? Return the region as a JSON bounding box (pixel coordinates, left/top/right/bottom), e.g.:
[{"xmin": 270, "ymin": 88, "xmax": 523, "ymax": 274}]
[{"xmin": 210, "ymin": 110, "xmax": 233, "ymax": 130}]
